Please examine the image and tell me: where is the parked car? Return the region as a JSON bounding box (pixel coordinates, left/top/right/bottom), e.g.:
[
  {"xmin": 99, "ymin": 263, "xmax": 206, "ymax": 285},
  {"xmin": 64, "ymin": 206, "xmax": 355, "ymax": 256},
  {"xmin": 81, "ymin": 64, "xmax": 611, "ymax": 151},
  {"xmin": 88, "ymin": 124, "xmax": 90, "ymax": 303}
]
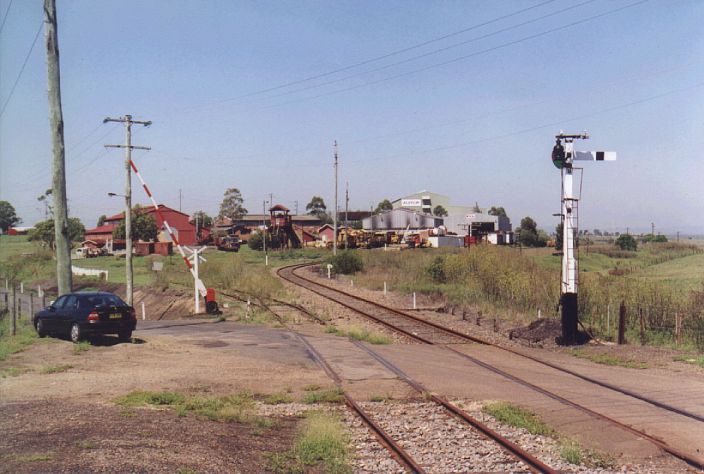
[{"xmin": 33, "ymin": 292, "xmax": 136, "ymax": 343}]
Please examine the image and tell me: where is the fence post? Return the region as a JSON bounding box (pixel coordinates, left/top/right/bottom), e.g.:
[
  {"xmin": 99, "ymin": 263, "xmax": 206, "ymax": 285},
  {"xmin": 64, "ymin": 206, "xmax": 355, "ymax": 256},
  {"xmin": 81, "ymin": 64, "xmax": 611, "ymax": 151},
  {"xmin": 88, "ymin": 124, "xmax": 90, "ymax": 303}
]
[
  {"xmin": 639, "ymin": 308, "xmax": 646, "ymax": 346},
  {"xmin": 11, "ymin": 285, "xmax": 17, "ymax": 336},
  {"xmin": 20, "ymin": 282, "xmax": 23, "ymax": 294},
  {"xmin": 607, "ymin": 304, "xmax": 611, "ymax": 339},
  {"xmin": 618, "ymin": 301, "xmax": 626, "ymax": 345},
  {"xmin": 3, "ymin": 291, "xmax": 7, "ymax": 312},
  {"xmin": 29, "ymin": 293, "xmax": 34, "ymax": 320},
  {"xmin": 413, "ymin": 292, "xmax": 416, "ymax": 310}
]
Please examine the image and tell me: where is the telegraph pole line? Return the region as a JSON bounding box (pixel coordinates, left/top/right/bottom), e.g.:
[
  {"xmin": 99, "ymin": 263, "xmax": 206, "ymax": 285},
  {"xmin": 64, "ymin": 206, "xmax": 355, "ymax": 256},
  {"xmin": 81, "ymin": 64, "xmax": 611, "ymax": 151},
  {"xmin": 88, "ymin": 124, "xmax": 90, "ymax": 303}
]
[
  {"xmin": 45, "ymin": 0, "xmax": 72, "ymax": 296},
  {"xmin": 333, "ymin": 141, "xmax": 338, "ymax": 256},
  {"xmin": 104, "ymin": 115, "xmax": 151, "ymax": 306}
]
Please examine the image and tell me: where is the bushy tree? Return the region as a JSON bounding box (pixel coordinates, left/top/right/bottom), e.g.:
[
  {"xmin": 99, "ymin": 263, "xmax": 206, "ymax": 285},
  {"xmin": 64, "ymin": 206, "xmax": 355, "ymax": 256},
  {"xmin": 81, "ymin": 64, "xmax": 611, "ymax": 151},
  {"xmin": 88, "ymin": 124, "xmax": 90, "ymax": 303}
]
[
  {"xmin": 615, "ymin": 234, "xmax": 637, "ymax": 251},
  {"xmin": 374, "ymin": 199, "xmax": 393, "ymax": 213},
  {"xmin": 96, "ymin": 214, "xmax": 107, "ymax": 227},
  {"xmin": 0, "ymin": 201, "xmax": 21, "ymax": 233},
  {"xmin": 191, "ymin": 210, "xmax": 213, "ymax": 228},
  {"xmin": 433, "ymin": 205, "xmax": 448, "ymax": 217},
  {"xmin": 487, "ymin": 206, "xmax": 507, "ymax": 218},
  {"xmin": 329, "ymin": 250, "xmax": 363, "ymax": 274},
  {"xmin": 218, "ymin": 188, "xmax": 247, "ymax": 220},
  {"xmin": 306, "ymin": 196, "xmax": 332, "ymax": 223},
  {"xmin": 518, "ymin": 216, "xmax": 547, "ymax": 247},
  {"xmin": 112, "ymin": 206, "xmax": 158, "ymax": 241},
  {"xmin": 28, "ymin": 217, "xmax": 85, "ymax": 248}
]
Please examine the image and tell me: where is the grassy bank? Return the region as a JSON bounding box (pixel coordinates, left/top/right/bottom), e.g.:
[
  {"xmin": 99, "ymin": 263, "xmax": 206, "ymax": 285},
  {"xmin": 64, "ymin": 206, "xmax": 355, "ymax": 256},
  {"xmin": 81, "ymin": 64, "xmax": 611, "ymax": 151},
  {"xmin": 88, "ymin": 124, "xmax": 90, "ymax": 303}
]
[{"xmin": 351, "ymin": 244, "xmax": 704, "ymax": 349}]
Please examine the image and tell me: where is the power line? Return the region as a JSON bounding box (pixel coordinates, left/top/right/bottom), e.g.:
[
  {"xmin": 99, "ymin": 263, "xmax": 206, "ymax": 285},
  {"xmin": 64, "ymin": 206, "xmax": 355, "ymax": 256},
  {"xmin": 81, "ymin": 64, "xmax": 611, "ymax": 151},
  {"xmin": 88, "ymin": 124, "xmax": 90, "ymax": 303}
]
[
  {"xmin": 0, "ymin": 19, "xmax": 43, "ymax": 118},
  {"xmin": 186, "ymin": 0, "xmax": 558, "ymax": 109},
  {"xmin": 264, "ymin": 0, "xmax": 649, "ymax": 109},
  {"xmin": 345, "ymin": 78, "xmax": 704, "ymax": 165},
  {"xmin": 263, "ymin": 0, "xmax": 598, "ymax": 103},
  {"xmin": 0, "ymin": 0, "xmax": 13, "ymax": 36}
]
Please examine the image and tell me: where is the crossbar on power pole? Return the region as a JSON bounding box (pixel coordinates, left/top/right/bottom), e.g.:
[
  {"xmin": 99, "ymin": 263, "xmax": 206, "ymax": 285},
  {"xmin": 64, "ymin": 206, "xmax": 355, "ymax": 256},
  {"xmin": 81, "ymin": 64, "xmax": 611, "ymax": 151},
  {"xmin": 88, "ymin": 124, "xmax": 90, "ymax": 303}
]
[{"xmin": 104, "ymin": 115, "xmax": 151, "ymax": 306}]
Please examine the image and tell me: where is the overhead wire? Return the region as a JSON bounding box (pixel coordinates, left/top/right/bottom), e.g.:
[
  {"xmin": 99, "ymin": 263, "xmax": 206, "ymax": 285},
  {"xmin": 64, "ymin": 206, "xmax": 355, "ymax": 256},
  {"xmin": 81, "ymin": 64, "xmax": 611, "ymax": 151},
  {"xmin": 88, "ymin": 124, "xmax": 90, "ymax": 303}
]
[
  {"xmin": 0, "ymin": 19, "xmax": 43, "ymax": 118},
  {"xmin": 262, "ymin": 0, "xmax": 599, "ymax": 103},
  {"xmin": 0, "ymin": 0, "xmax": 13, "ymax": 36},
  {"xmin": 264, "ymin": 0, "xmax": 649, "ymax": 109},
  {"xmin": 189, "ymin": 0, "xmax": 558, "ymax": 109}
]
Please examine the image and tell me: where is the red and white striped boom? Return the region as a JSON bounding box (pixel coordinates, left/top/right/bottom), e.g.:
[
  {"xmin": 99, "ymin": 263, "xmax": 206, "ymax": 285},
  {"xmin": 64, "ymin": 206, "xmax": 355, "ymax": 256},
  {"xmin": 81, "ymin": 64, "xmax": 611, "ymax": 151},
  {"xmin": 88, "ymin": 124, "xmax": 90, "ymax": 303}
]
[{"xmin": 129, "ymin": 159, "xmax": 207, "ymax": 296}]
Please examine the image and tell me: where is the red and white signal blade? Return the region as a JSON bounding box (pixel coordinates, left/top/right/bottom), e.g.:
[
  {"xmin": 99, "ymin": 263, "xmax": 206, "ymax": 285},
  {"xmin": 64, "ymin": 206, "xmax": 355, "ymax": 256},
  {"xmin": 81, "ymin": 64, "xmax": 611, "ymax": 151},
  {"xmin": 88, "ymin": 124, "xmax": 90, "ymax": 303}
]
[{"xmin": 573, "ymin": 151, "xmax": 616, "ymax": 161}]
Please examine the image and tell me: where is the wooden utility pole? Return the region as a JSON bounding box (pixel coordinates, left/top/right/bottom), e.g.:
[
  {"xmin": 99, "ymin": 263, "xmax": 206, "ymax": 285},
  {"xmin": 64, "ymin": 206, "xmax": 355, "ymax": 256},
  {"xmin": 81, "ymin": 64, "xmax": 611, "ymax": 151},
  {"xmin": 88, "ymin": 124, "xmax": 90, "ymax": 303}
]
[
  {"xmin": 45, "ymin": 0, "xmax": 72, "ymax": 296},
  {"xmin": 333, "ymin": 141, "xmax": 338, "ymax": 256},
  {"xmin": 345, "ymin": 181, "xmax": 349, "ymax": 229},
  {"xmin": 104, "ymin": 115, "xmax": 151, "ymax": 306}
]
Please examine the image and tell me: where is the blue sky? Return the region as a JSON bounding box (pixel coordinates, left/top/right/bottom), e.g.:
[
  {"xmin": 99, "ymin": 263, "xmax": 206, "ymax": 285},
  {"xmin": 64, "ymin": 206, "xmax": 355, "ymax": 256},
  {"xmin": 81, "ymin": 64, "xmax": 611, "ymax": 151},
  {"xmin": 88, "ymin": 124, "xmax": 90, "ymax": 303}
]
[{"xmin": 1, "ymin": 0, "xmax": 703, "ymax": 234}]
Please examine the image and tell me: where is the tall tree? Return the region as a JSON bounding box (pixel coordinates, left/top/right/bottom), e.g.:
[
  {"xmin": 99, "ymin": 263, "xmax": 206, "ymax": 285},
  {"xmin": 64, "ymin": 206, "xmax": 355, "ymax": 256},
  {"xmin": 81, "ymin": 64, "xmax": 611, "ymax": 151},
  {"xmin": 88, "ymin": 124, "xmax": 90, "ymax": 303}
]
[
  {"xmin": 218, "ymin": 188, "xmax": 247, "ymax": 220},
  {"xmin": 518, "ymin": 216, "xmax": 547, "ymax": 247},
  {"xmin": 96, "ymin": 215, "xmax": 107, "ymax": 227},
  {"xmin": 191, "ymin": 210, "xmax": 213, "ymax": 228},
  {"xmin": 28, "ymin": 217, "xmax": 84, "ymax": 249},
  {"xmin": 306, "ymin": 196, "xmax": 327, "ymax": 217},
  {"xmin": 37, "ymin": 189, "xmax": 53, "ymax": 219},
  {"xmin": 112, "ymin": 206, "xmax": 158, "ymax": 242},
  {"xmin": 0, "ymin": 201, "xmax": 21, "ymax": 233},
  {"xmin": 433, "ymin": 205, "xmax": 448, "ymax": 217},
  {"xmin": 487, "ymin": 206, "xmax": 507, "ymax": 218},
  {"xmin": 374, "ymin": 199, "xmax": 393, "ymax": 213}
]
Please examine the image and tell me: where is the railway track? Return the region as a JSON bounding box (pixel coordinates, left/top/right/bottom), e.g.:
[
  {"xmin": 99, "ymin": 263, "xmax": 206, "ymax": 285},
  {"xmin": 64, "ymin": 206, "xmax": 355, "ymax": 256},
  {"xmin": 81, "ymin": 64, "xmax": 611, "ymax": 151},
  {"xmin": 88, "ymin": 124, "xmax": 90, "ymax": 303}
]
[
  {"xmin": 260, "ymin": 301, "xmax": 558, "ymax": 474},
  {"xmin": 276, "ymin": 262, "xmax": 704, "ymax": 471}
]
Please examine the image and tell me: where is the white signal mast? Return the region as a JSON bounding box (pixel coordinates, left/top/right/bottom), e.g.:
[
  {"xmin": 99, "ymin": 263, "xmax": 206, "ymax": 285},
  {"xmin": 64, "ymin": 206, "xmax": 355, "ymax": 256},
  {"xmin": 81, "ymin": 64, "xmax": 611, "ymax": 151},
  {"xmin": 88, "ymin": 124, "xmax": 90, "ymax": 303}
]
[{"xmin": 551, "ymin": 131, "xmax": 616, "ymax": 344}]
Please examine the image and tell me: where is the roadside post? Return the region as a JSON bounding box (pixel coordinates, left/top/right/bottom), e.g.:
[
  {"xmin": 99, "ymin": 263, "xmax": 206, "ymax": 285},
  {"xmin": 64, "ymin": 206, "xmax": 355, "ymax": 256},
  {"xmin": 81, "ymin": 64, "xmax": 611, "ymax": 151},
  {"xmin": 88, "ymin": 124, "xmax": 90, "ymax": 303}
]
[{"xmin": 11, "ymin": 285, "xmax": 17, "ymax": 336}]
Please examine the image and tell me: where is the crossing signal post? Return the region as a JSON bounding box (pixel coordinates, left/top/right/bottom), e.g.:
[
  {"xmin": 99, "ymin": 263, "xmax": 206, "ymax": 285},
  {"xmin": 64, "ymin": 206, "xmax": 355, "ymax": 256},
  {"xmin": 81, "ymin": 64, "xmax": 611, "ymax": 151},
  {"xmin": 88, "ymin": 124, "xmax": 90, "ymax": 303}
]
[{"xmin": 551, "ymin": 131, "xmax": 616, "ymax": 345}]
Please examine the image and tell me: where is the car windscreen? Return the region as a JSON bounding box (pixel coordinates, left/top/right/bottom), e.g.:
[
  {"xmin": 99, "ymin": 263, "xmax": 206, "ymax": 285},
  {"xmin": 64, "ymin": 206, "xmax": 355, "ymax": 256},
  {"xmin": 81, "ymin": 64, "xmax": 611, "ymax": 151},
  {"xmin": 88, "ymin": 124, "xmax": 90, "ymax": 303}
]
[{"xmin": 79, "ymin": 294, "xmax": 127, "ymax": 308}]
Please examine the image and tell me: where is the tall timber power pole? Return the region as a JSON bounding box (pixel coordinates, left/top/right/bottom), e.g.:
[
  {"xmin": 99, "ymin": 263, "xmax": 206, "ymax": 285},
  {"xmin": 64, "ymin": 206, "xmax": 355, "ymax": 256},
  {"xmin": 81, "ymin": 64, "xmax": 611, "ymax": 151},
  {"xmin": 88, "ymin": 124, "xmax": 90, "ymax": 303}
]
[
  {"xmin": 333, "ymin": 141, "xmax": 339, "ymax": 256},
  {"xmin": 44, "ymin": 0, "xmax": 72, "ymax": 295},
  {"xmin": 104, "ymin": 115, "xmax": 151, "ymax": 306}
]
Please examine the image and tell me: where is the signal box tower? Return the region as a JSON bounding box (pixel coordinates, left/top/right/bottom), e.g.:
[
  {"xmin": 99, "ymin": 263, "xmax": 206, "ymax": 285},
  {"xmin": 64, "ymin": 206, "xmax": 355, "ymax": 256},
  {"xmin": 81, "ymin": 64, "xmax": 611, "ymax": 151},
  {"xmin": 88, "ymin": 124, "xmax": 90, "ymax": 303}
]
[{"xmin": 551, "ymin": 131, "xmax": 616, "ymax": 344}]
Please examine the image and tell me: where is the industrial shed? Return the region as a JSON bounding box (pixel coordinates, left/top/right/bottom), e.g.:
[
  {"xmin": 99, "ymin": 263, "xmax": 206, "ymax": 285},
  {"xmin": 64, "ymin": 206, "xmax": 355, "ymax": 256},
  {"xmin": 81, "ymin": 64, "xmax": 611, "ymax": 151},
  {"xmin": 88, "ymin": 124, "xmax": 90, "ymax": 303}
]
[{"xmin": 363, "ymin": 208, "xmax": 442, "ymax": 231}]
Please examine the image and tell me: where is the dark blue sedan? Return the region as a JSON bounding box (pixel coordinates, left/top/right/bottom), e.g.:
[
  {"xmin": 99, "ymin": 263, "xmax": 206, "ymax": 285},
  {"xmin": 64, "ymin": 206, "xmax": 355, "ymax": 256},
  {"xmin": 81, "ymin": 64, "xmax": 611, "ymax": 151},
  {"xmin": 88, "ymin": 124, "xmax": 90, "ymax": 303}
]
[{"xmin": 33, "ymin": 292, "xmax": 137, "ymax": 343}]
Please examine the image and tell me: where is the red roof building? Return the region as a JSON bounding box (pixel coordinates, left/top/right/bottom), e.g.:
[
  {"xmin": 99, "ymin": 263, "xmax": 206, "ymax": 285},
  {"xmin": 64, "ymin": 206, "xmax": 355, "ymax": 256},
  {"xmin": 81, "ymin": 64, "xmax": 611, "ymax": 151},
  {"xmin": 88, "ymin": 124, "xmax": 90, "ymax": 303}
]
[{"xmin": 85, "ymin": 204, "xmax": 199, "ymax": 246}]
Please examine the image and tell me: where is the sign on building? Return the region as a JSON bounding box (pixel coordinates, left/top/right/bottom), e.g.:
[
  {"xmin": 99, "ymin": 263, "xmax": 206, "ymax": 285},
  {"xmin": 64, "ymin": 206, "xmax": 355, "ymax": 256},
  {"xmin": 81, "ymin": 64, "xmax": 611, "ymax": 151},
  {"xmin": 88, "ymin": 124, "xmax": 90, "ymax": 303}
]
[{"xmin": 401, "ymin": 199, "xmax": 422, "ymax": 207}]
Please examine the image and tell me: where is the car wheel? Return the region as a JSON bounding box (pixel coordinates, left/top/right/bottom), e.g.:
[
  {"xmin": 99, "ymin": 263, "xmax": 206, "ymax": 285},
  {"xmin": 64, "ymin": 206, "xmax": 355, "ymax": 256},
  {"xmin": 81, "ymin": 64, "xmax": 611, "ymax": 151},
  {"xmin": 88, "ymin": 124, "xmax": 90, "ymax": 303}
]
[
  {"xmin": 36, "ymin": 319, "xmax": 47, "ymax": 338},
  {"xmin": 70, "ymin": 323, "xmax": 83, "ymax": 343},
  {"xmin": 118, "ymin": 329, "xmax": 132, "ymax": 342}
]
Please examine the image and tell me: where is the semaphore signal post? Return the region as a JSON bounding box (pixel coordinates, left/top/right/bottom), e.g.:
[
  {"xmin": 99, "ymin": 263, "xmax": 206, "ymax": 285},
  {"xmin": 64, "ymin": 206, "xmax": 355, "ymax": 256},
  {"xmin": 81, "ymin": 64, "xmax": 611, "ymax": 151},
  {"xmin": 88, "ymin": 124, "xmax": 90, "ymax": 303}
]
[{"xmin": 551, "ymin": 131, "xmax": 616, "ymax": 345}]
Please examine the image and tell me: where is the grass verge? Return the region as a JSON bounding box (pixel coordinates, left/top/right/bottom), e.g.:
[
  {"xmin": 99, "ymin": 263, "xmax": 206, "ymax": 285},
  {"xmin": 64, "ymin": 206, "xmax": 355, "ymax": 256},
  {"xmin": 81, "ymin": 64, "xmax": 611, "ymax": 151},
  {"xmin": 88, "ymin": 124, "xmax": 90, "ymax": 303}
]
[
  {"xmin": 324, "ymin": 325, "xmax": 391, "ymax": 345},
  {"xmin": 40, "ymin": 364, "xmax": 73, "ymax": 374},
  {"xmin": 268, "ymin": 410, "xmax": 351, "ymax": 474},
  {"xmin": 114, "ymin": 390, "xmax": 274, "ymax": 426},
  {"xmin": 673, "ymin": 354, "xmax": 704, "ymax": 367},
  {"xmin": 569, "ymin": 349, "xmax": 648, "ymax": 369},
  {"xmin": 484, "ymin": 401, "xmax": 615, "ymax": 468},
  {"xmin": 302, "ymin": 388, "xmax": 344, "ymax": 404},
  {"xmin": 72, "ymin": 341, "xmax": 91, "ymax": 355},
  {"xmin": 483, "ymin": 401, "xmax": 555, "ymax": 437},
  {"xmin": 0, "ymin": 315, "xmax": 38, "ymax": 361}
]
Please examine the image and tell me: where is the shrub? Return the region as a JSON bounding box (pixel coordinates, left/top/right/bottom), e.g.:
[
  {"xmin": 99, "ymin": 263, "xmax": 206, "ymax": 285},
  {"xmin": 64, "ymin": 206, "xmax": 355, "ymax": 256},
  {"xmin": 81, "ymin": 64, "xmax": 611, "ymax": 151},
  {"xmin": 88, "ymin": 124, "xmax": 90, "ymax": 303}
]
[
  {"xmin": 248, "ymin": 232, "xmax": 263, "ymax": 251},
  {"xmin": 615, "ymin": 234, "xmax": 637, "ymax": 251},
  {"xmin": 426, "ymin": 256, "xmax": 446, "ymax": 283},
  {"xmin": 329, "ymin": 251, "xmax": 363, "ymax": 274}
]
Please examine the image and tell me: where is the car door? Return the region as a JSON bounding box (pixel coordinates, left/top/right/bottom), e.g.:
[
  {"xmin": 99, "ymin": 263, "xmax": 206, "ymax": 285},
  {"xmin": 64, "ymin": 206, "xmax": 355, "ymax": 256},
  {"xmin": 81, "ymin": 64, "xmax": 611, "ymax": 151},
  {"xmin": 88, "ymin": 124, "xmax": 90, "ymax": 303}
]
[
  {"xmin": 58, "ymin": 295, "xmax": 79, "ymax": 333},
  {"xmin": 42, "ymin": 295, "xmax": 67, "ymax": 331}
]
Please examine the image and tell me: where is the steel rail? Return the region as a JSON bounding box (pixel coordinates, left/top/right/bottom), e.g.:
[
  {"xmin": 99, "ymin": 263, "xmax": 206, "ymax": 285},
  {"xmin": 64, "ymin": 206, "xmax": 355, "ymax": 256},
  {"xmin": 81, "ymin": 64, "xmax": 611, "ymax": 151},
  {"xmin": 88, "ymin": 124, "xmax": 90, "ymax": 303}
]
[
  {"xmin": 293, "ymin": 333, "xmax": 427, "ymax": 474},
  {"xmin": 277, "ymin": 263, "xmax": 704, "ymax": 471},
  {"xmin": 280, "ymin": 262, "xmax": 704, "ymax": 423},
  {"xmin": 264, "ymin": 295, "xmax": 555, "ymax": 473}
]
